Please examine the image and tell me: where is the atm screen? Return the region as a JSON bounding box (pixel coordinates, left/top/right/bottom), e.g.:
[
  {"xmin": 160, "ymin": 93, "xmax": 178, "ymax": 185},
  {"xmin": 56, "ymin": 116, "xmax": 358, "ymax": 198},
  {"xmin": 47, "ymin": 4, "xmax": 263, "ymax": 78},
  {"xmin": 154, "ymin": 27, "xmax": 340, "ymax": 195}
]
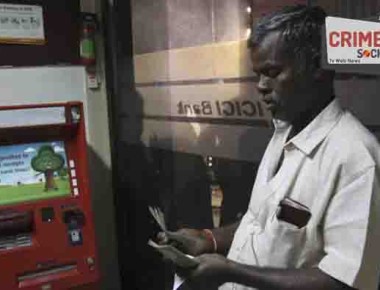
[{"xmin": 0, "ymin": 141, "xmax": 71, "ymax": 206}]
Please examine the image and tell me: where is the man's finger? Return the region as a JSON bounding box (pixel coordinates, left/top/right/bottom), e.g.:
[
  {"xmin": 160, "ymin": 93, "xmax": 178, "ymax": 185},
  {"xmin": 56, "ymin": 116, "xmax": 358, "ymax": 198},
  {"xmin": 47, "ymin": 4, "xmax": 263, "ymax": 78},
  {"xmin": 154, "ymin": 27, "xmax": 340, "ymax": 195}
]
[
  {"xmin": 156, "ymin": 231, "xmax": 190, "ymax": 253},
  {"xmin": 156, "ymin": 231, "xmax": 169, "ymax": 244},
  {"xmin": 165, "ymin": 231, "xmax": 190, "ymax": 244}
]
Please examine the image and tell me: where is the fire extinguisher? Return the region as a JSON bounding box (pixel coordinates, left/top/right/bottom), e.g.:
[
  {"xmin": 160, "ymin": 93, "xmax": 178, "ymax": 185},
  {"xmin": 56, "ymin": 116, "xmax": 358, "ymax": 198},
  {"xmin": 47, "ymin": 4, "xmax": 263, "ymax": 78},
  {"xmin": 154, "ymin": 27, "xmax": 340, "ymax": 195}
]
[{"xmin": 80, "ymin": 13, "xmax": 97, "ymax": 66}]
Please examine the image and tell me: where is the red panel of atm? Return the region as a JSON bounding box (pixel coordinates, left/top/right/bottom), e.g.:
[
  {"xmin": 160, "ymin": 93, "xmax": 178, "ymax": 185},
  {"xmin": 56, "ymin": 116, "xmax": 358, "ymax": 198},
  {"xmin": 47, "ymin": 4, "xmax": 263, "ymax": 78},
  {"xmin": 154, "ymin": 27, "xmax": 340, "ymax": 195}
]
[{"xmin": 0, "ymin": 102, "xmax": 99, "ymax": 290}]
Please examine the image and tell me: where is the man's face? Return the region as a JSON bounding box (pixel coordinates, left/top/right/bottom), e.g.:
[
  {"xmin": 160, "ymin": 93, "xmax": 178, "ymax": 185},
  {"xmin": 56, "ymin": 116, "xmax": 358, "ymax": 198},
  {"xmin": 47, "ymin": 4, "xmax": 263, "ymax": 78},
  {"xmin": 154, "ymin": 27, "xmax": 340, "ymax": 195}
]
[{"xmin": 251, "ymin": 31, "xmax": 318, "ymax": 123}]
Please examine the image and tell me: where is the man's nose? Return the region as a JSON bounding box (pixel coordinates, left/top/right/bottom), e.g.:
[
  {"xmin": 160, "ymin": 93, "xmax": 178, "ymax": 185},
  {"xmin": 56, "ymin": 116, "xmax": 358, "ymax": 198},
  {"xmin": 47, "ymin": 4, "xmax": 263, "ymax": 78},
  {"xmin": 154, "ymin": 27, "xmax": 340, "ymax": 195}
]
[{"xmin": 257, "ymin": 75, "xmax": 273, "ymax": 96}]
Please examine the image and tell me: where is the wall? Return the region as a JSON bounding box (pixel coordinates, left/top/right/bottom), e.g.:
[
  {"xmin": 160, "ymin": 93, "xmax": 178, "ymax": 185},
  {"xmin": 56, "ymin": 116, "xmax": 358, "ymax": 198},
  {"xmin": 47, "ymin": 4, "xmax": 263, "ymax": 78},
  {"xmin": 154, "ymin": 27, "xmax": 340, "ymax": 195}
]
[
  {"xmin": 80, "ymin": 0, "xmax": 121, "ymax": 289},
  {"xmin": 130, "ymin": 0, "xmax": 277, "ymax": 163}
]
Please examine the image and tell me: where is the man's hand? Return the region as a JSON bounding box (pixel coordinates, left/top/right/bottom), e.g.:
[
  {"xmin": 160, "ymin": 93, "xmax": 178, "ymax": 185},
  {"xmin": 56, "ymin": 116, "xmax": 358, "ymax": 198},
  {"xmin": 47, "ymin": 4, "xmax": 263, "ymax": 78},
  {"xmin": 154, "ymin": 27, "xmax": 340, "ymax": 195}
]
[
  {"xmin": 157, "ymin": 229, "xmax": 215, "ymax": 256},
  {"xmin": 179, "ymin": 257, "xmax": 356, "ymax": 290},
  {"xmin": 157, "ymin": 221, "xmax": 240, "ymax": 257},
  {"xmin": 181, "ymin": 254, "xmax": 233, "ymax": 289}
]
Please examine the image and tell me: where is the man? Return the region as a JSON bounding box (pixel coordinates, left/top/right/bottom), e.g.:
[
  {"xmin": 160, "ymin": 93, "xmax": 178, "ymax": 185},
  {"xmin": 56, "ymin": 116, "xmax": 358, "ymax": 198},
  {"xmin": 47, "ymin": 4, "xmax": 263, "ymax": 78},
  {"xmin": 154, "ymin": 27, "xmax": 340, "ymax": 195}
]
[{"xmin": 161, "ymin": 5, "xmax": 380, "ymax": 290}]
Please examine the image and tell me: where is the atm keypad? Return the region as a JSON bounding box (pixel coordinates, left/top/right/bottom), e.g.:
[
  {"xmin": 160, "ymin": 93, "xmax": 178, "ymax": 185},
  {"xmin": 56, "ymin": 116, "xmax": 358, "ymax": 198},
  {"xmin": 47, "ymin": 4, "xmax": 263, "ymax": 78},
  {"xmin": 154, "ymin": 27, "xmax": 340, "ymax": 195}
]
[
  {"xmin": 63, "ymin": 209, "xmax": 85, "ymax": 246},
  {"xmin": 63, "ymin": 209, "xmax": 85, "ymax": 227}
]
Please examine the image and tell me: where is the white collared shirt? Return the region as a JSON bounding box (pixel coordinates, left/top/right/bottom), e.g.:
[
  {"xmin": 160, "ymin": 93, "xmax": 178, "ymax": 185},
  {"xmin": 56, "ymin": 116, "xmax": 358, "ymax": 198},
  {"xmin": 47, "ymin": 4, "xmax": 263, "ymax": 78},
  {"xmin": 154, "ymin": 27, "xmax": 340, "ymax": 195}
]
[{"xmin": 220, "ymin": 99, "xmax": 380, "ymax": 290}]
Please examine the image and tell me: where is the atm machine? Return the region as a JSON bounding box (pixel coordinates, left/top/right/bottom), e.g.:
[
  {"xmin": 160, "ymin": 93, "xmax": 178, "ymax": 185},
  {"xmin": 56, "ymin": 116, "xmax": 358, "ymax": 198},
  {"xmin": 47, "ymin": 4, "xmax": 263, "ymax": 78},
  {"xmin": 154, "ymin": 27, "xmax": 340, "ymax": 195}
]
[{"xmin": 0, "ymin": 102, "xmax": 99, "ymax": 290}]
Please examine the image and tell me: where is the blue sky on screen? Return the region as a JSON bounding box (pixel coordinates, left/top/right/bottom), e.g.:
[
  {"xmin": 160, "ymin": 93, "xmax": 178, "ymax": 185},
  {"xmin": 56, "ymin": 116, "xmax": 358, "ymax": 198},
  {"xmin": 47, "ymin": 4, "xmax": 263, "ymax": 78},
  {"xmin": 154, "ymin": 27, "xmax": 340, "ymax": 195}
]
[{"xmin": 0, "ymin": 141, "xmax": 67, "ymax": 186}]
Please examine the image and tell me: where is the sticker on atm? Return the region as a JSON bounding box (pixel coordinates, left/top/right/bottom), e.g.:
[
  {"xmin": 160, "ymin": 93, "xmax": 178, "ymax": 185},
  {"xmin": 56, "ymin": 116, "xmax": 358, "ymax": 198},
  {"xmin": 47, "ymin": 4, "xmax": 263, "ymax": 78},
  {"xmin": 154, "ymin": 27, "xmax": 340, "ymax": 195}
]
[{"xmin": 0, "ymin": 141, "xmax": 71, "ymax": 206}]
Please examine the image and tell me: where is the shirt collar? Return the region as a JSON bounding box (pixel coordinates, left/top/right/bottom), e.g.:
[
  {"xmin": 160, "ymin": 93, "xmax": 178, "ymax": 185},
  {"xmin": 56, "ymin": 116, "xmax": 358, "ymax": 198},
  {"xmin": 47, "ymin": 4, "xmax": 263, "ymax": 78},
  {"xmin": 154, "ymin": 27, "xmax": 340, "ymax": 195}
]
[
  {"xmin": 272, "ymin": 119, "xmax": 291, "ymax": 131},
  {"xmin": 286, "ymin": 98, "xmax": 343, "ymax": 156}
]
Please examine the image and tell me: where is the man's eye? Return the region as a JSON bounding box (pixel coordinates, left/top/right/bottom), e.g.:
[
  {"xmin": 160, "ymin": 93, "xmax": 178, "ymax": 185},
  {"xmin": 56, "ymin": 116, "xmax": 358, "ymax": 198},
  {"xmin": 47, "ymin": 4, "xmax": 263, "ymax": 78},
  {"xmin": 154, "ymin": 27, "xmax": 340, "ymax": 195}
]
[{"xmin": 266, "ymin": 69, "xmax": 280, "ymax": 78}]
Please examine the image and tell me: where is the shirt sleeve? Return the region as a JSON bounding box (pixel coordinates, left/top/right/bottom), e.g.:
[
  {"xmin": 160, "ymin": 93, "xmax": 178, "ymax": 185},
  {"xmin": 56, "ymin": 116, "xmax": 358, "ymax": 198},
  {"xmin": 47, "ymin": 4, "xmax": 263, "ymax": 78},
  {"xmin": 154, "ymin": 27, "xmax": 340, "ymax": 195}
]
[{"xmin": 318, "ymin": 166, "xmax": 380, "ymax": 289}]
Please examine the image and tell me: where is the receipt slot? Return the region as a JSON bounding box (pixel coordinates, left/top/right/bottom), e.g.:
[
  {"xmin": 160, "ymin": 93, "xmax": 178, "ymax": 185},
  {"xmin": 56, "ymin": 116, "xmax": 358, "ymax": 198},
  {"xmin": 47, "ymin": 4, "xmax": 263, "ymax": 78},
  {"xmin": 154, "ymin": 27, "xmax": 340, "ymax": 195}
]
[{"xmin": 0, "ymin": 103, "xmax": 100, "ymax": 290}]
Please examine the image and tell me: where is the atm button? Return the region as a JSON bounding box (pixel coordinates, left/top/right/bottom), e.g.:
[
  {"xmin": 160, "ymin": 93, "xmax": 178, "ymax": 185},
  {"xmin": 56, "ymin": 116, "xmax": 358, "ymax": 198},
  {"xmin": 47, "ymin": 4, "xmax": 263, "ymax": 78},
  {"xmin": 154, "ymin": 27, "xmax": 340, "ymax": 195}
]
[
  {"xmin": 41, "ymin": 207, "xmax": 55, "ymax": 223},
  {"xmin": 86, "ymin": 257, "xmax": 95, "ymax": 267},
  {"xmin": 68, "ymin": 229, "xmax": 83, "ymax": 246},
  {"xmin": 86, "ymin": 257, "xmax": 96, "ymax": 271}
]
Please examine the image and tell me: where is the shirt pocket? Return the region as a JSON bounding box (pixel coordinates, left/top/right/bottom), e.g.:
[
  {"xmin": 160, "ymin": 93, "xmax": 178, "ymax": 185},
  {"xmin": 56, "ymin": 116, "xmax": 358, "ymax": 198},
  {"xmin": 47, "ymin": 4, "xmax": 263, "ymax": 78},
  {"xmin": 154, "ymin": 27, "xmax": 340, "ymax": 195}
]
[{"xmin": 254, "ymin": 213, "xmax": 308, "ymax": 268}]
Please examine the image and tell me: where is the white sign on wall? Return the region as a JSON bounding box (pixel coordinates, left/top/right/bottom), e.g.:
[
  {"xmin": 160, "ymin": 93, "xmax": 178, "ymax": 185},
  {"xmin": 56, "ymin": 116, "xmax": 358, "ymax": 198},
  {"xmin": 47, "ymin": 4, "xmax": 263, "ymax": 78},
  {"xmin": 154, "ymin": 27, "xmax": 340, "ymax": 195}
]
[
  {"xmin": 326, "ymin": 16, "xmax": 380, "ymax": 64},
  {"xmin": 0, "ymin": 4, "xmax": 45, "ymax": 45}
]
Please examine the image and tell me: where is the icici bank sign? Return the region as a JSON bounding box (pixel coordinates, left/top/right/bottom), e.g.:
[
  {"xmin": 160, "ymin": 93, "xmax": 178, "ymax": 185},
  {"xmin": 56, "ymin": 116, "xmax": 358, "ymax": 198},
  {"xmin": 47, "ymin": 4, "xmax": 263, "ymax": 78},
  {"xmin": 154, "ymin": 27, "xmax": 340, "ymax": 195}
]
[{"xmin": 326, "ymin": 16, "xmax": 380, "ymax": 64}]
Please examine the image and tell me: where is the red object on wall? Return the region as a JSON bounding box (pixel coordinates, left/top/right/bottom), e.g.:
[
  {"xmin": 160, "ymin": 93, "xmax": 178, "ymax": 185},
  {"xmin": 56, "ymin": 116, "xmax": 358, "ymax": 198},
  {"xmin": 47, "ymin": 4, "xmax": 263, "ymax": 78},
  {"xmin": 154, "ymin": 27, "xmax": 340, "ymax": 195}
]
[
  {"xmin": 0, "ymin": 102, "xmax": 100, "ymax": 290},
  {"xmin": 80, "ymin": 13, "xmax": 98, "ymax": 66}
]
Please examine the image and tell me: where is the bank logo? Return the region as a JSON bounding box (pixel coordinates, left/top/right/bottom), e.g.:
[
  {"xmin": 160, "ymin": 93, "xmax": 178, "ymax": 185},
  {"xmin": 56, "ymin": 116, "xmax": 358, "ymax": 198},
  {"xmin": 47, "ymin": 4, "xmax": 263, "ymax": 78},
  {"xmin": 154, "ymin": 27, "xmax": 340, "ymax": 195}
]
[
  {"xmin": 177, "ymin": 100, "xmax": 265, "ymax": 118},
  {"xmin": 326, "ymin": 16, "xmax": 380, "ymax": 64}
]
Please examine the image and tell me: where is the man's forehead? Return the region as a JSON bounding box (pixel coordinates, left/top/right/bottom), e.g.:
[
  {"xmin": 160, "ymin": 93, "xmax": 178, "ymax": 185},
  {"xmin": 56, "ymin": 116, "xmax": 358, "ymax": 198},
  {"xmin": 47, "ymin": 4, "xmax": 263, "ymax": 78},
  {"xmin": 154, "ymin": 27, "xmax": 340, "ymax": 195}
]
[{"xmin": 250, "ymin": 31, "xmax": 287, "ymax": 67}]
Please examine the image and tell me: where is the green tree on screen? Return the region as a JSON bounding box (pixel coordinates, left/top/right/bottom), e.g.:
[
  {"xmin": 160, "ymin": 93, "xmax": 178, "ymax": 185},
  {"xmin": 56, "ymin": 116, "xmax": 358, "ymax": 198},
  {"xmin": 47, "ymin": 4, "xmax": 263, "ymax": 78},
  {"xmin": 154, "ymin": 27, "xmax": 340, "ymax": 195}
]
[
  {"xmin": 31, "ymin": 145, "xmax": 64, "ymax": 192},
  {"xmin": 58, "ymin": 167, "xmax": 69, "ymax": 180}
]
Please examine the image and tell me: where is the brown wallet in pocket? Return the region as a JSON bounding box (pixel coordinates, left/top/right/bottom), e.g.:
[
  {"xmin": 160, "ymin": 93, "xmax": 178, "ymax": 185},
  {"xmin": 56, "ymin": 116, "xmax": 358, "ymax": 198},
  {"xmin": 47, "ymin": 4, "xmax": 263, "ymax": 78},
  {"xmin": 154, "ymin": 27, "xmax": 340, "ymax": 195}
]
[{"xmin": 277, "ymin": 197, "xmax": 311, "ymax": 228}]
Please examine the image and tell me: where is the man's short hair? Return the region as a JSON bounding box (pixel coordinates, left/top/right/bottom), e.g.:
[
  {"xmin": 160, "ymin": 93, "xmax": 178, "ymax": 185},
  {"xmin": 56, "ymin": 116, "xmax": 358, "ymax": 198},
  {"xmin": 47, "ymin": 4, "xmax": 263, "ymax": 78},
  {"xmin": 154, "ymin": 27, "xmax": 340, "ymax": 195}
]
[{"xmin": 249, "ymin": 5, "xmax": 327, "ymax": 72}]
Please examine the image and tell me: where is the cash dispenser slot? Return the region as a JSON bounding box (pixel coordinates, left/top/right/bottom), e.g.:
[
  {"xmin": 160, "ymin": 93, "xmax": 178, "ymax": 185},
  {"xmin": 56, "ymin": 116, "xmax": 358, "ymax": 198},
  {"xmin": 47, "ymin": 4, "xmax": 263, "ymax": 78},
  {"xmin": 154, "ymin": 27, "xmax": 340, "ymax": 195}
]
[
  {"xmin": 17, "ymin": 263, "xmax": 78, "ymax": 288},
  {"xmin": 0, "ymin": 210, "xmax": 33, "ymax": 250}
]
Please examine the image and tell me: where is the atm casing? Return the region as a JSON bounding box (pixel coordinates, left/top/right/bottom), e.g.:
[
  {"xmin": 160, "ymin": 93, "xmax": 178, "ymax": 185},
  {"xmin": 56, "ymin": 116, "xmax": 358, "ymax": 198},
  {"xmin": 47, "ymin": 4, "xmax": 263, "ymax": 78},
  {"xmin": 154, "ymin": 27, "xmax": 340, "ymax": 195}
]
[{"xmin": 0, "ymin": 102, "xmax": 99, "ymax": 290}]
